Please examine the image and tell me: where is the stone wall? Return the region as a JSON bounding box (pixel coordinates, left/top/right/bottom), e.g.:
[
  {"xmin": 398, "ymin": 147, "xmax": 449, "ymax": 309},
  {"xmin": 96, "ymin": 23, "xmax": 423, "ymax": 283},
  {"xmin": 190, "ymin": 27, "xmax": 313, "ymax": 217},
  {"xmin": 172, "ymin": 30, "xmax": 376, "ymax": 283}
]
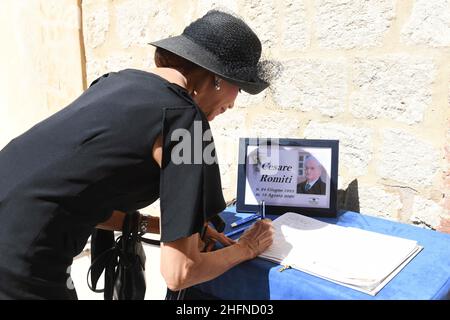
[
  {"xmin": 0, "ymin": 0, "xmax": 84, "ymax": 149},
  {"xmin": 2, "ymin": 0, "xmax": 449, "ymax": 229}
]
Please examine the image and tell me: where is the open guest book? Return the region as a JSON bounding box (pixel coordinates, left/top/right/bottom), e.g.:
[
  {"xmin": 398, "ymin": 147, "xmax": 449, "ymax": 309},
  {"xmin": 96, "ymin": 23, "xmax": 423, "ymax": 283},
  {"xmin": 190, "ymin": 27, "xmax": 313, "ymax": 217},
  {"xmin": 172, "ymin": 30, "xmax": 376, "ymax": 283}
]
[{"xmin": 258, "ymin": 212, "xmax": 423, "ymax": 296}]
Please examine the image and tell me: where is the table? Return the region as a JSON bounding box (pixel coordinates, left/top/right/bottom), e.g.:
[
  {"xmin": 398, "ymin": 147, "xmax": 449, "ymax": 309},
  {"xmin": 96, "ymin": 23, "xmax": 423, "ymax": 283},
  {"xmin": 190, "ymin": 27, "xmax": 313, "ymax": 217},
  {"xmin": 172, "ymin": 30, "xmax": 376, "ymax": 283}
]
[{"xmin": 189, "ymin": 206, "xmax": 450, "ymax": 300}]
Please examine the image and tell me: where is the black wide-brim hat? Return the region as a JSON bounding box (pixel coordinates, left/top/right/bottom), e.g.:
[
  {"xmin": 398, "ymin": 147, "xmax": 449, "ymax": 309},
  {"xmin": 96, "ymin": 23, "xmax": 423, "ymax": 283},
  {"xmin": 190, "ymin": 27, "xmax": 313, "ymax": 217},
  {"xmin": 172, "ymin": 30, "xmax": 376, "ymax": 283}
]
[{"xmin": 149, "ymin": 10, "xmax": 270, "ymax": 95}]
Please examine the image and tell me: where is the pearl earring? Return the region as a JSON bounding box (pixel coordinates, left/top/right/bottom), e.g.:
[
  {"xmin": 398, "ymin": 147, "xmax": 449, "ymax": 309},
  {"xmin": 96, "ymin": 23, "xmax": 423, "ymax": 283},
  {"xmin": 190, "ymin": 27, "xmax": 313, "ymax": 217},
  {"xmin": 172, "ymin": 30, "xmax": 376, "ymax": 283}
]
[{"xmin": 214, "ymin": 77, "xmax": 221, "ymax": 91}]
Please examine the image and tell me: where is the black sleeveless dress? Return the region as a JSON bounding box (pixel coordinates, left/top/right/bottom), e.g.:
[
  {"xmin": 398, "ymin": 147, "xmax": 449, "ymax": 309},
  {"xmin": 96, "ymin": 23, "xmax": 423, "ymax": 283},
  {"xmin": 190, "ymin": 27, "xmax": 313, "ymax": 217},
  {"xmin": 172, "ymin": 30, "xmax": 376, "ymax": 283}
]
[{"xmin": 0, "ymin": 69, "xmax": 226, "ymax": 299}]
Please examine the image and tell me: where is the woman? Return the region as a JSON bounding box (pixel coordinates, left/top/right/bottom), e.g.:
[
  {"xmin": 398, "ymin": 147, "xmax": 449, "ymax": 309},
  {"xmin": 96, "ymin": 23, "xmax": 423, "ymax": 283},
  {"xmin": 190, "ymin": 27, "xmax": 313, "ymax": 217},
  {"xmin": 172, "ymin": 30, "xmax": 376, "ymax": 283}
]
[{"xmin": 0, "ymin": 10, "xmax": 274, "ymax": 299}]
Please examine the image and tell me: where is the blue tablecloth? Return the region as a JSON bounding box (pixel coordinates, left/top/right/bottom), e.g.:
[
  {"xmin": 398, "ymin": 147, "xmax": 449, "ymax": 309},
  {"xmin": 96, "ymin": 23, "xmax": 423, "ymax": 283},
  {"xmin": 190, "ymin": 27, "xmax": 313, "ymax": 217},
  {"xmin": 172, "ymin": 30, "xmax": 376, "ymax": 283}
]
[{"xmin": 191, "ymin": 206, "xmax": 450, "ymax": 300}]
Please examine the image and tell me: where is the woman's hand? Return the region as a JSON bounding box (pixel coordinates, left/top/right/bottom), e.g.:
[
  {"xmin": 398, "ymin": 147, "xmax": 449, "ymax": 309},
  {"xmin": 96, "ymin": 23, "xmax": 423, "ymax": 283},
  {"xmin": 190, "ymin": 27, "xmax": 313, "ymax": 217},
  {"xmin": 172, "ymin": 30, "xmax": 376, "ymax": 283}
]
[
  {"xmin": 161, "ymin": 220, "xmax": 273, "ymax": 291},
  {"xmin": 237, "ymin": 219, "xmax": 274, "ymax": 259},
  {"xmin": 198, "ymin": 224, "xmax": 236, "ymax": 252}
]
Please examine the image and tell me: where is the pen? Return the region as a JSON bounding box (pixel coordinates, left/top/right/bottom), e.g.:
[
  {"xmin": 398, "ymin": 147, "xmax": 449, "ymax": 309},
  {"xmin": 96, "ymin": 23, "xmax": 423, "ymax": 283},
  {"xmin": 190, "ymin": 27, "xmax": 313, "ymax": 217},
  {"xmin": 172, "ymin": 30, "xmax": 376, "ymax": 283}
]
[
  {"xmin": 261, "ymin": 200, "xmax": 266, "ymax": 219},
  {"xmin": 230, "ymin": 214, "xmax": 260, "ymax": 228},
  {"xmin": 225, "ymin": 224, "xmax": 251, "ymax": 238}
]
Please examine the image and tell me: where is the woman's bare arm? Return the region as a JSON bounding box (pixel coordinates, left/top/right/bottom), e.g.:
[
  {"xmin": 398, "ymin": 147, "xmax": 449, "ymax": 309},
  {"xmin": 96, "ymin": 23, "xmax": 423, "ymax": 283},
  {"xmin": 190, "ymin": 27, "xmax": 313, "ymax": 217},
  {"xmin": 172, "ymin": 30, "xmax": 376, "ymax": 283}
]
[
  {"xmin": 152, "ymin": 132, "xmax": 273, "ymax": 290},
  {"xmin": 160, "ymin": 219, "xmax": 273, "ymax": 291}
]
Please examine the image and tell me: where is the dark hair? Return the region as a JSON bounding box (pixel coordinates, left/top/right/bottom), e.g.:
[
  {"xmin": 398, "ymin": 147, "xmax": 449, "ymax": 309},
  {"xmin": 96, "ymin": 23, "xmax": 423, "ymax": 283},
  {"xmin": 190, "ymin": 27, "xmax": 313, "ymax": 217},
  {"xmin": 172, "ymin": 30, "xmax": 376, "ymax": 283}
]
[{"xmin": 154, "ymin": 47, "xmax": 202, "ymax": 76}]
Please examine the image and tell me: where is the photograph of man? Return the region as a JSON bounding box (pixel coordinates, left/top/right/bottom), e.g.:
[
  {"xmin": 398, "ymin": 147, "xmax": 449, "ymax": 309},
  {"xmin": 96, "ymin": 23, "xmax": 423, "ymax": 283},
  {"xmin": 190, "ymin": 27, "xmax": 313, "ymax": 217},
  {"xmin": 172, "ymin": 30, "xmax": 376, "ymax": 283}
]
[{"xmin": 297, "ymin": 155, "xmax": 326, "ymax": 195}]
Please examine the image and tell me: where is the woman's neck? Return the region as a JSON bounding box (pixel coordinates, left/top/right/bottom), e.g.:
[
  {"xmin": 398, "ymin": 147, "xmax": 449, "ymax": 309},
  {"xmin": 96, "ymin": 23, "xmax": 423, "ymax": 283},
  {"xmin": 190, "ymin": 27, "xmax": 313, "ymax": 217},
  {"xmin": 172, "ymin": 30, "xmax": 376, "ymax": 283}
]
[{"xmin": 149, "ymin": 67, "xmax": 189, "ymax": 90}]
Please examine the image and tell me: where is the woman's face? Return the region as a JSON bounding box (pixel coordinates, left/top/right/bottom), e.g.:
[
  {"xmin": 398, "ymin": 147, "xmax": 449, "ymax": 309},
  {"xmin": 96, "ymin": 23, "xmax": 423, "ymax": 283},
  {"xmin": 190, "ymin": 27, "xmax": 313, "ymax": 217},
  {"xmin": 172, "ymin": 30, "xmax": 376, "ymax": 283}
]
[{"xmin": 193, "ymin": 76, "xmax": 240, "ymax": 121}]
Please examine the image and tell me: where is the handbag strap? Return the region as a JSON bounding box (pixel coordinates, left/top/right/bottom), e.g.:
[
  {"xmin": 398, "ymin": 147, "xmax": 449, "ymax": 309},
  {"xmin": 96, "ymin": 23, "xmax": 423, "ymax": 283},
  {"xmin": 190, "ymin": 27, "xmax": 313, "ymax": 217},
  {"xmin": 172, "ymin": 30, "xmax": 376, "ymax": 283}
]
[
  {"xmin": 140, "ymin": 237, "xmax": 160, "ymax": 246},
  {"xmin": 87, "ymin": 211, "xmax": 140, "ymax": 297},
  {"xmin": 121, "ymin": 211, "xmax": 140, "ymax": 254},
  {"xmin": 87, "ymin": 211, "xmax": 161, "ymax": 298},
  {"xmin": 86, "ymin": 245, "xmax": 119, "ymax": 293}
]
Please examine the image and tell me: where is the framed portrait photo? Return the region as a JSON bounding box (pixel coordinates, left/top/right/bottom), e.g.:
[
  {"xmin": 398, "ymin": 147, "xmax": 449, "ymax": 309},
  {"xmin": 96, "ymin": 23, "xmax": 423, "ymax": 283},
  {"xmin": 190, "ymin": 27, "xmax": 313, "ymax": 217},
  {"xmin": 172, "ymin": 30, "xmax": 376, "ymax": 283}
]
[{"xmin": 236, "ymin": 138, "xmax": 339, "ymax": 217}]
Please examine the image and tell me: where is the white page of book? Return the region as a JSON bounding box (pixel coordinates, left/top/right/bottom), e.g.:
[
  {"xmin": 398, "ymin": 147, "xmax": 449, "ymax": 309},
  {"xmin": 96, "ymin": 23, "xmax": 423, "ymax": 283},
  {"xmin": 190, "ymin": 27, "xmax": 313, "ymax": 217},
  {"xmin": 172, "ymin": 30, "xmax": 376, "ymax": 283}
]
[{"xmin": 259, "ymin": 212, "xmax": 421, "ymax": 294}]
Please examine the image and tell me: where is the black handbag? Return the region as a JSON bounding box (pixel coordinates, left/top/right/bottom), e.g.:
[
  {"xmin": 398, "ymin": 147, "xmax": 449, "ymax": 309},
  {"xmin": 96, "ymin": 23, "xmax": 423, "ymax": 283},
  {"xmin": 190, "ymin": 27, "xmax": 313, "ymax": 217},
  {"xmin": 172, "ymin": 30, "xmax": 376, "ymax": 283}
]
[{"xmin": 88, "ymin": 211, "xmax": 158, "ymax": 300}]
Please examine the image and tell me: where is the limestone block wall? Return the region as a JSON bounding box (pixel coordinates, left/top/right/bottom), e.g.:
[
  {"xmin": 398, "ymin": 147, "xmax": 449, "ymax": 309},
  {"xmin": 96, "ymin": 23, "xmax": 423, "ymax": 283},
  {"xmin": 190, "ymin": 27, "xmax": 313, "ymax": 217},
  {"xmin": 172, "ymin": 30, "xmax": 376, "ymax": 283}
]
[
  {"xmin": 0, "ymin": 0, "xmax": 84, "ymax": 149},
  {"xmin": 83, "ymin": 0, "xmax": 450, "ymax": 228},
  {"xmin": 1, "ymin": 0, "xmax": 449, "ymax": 230}
]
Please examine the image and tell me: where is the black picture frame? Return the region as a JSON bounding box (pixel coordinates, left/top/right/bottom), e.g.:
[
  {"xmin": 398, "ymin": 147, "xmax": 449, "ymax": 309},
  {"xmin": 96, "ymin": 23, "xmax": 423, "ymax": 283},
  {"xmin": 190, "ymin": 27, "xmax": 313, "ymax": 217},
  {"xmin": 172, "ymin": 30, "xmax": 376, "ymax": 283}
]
[{"xmin": 236, "ymin": 138, "xmax": 339, "ymax": 217}]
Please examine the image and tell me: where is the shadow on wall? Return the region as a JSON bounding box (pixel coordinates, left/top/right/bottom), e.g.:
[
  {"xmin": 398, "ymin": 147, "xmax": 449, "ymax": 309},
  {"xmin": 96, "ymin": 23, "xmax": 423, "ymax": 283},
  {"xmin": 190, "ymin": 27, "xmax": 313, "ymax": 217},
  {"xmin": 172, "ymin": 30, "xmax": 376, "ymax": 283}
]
[{"xmin": 336, "ymin": 179, "xmax": 360, "ymax": 213}]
